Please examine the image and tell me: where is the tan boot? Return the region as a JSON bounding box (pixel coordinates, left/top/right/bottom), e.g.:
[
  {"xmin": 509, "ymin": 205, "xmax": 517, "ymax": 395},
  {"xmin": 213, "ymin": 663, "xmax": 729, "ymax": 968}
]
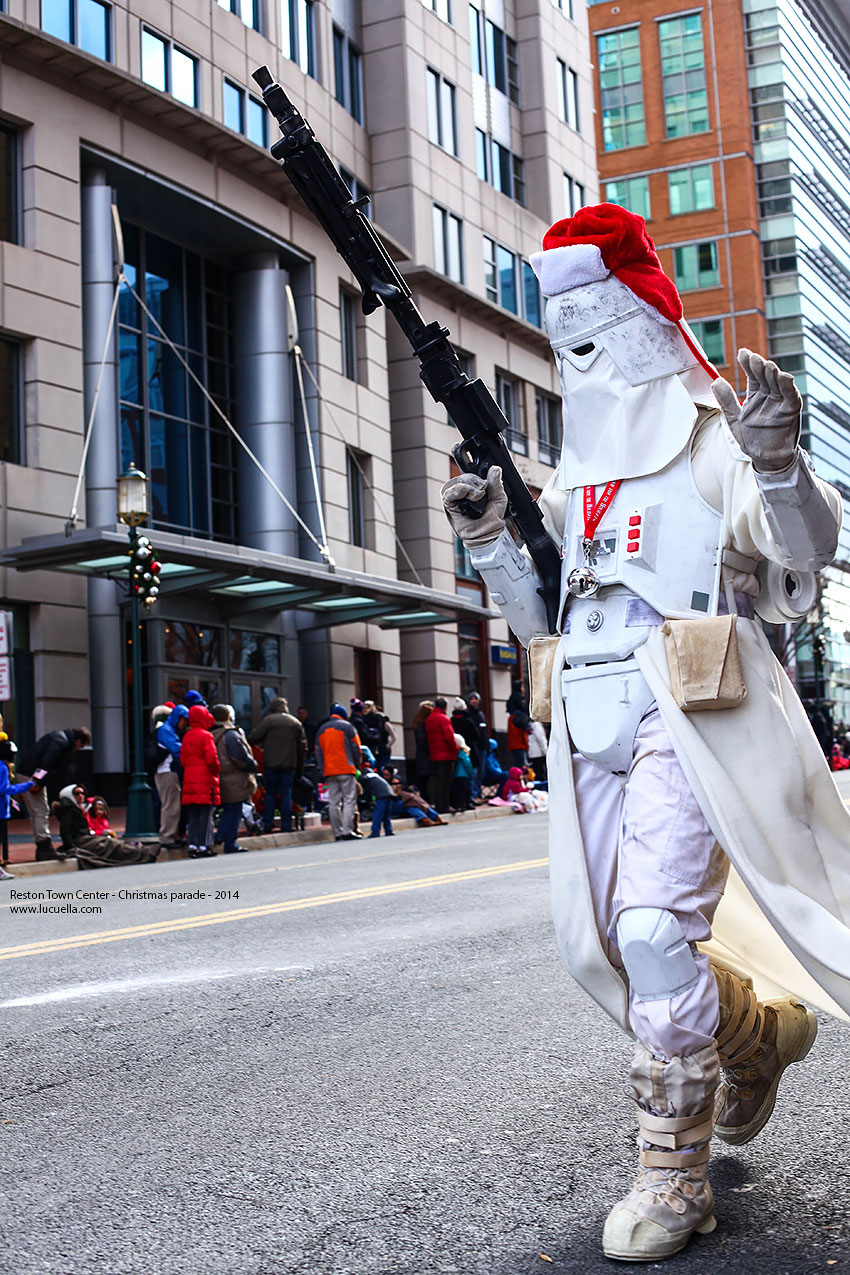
[
  {"xmin": 603, "ymin": 1043, "xmax": 719, "ymax": 1263},
  {"xmin": 713, "ymin": 964, "xmax": 817, "ymax": 1145}
]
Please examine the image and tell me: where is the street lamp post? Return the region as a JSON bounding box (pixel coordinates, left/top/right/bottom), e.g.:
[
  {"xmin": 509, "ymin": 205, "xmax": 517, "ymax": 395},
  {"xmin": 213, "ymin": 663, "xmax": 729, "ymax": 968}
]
[{"xmin": 117, "ymin": 464, "xmax": 157, "ymax": 838}]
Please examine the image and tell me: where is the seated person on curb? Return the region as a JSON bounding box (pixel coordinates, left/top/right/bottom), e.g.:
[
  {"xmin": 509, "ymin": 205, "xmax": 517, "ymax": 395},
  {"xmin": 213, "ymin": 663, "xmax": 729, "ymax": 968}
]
[
  {"xmin": 360, "ymin": 759, "xmax": 394, "ymax": 839},
  {"xmin": 52, "ymin": 785, "xmax": 155, "ymax": 867},
  {"xmin": 390, "ymin": 779, "xmax": 446, "ymax": 827}
]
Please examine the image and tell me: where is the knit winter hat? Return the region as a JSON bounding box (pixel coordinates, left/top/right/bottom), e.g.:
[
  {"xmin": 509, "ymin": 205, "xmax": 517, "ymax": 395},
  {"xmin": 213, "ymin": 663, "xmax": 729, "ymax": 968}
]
[
  {"xmin": 330, "ymin": 702, "xmax": 348, "ymax": 719},
  {"xmin": 530, "ymin": 203, "xmax": 716, "ymax": 378},
  {"xmin": 452, "ymin": 696, "xmax": 467, "ymax": 711}
]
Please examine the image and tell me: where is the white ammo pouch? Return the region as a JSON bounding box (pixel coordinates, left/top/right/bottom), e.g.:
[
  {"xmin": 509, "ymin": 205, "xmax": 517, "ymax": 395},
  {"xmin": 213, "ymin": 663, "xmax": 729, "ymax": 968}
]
[{"xmin": 561, "ymin": 658, "xmax": 655, "ymax": 774}]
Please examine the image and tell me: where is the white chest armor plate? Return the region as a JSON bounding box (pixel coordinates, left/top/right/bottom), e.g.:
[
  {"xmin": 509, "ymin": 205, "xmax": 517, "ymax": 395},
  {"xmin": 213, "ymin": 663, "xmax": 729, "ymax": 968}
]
[{"xmin": 558, "ymin": 441, "xmax": 723, "ymax": 667}]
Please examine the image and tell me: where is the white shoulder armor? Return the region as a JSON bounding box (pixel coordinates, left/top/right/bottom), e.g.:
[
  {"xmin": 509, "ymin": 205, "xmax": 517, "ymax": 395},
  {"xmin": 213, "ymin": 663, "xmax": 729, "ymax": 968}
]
[{"xmin": 468, "ymin": 529, "xmax": 549, "ymax": 648}]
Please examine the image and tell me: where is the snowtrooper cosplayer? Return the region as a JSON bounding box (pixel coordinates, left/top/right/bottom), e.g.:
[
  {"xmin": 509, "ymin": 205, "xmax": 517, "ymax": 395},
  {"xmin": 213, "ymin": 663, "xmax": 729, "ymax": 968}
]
[{"xmin": 442, "ymin": 206, "xmax": 850, "ymax": 1263}]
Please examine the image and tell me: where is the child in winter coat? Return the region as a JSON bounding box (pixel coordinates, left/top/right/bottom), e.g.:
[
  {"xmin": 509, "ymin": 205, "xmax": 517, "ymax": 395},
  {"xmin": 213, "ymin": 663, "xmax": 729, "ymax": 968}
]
[
  {"xmin": 0, "ymin": 756, "xmax": 32, "ymax": 878},
  {"xmin": 180, "ymin": 705, "xmax": 221, "ymax": 857},
  {"xmin": 86, "ymin": 796, "xmax": 114, "ymax": 837},
  {"xmin": 451, "ymin": 734, "xmax": 474, "ymax": 811},
  {"xmin": 360, "ymin": 760, "xmax": 394, "ymax": 838}
]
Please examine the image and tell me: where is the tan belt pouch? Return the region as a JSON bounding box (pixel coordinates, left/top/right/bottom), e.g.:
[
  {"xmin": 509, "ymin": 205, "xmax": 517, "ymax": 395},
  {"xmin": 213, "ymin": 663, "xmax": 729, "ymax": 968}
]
[
  {"xmin": 528, "ymin": 635, "xmax": 561, "ymax": 723},
  {"xmin": 662, "ymin": 615, "xmax": 747, "ymax": 712}
]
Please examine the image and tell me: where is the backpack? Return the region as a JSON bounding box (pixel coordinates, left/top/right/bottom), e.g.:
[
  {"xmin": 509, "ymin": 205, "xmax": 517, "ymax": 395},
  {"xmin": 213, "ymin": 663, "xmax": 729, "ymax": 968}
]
[{"xmin": 144, "ymin": 728, "xmax": 168, "ymax": 772}]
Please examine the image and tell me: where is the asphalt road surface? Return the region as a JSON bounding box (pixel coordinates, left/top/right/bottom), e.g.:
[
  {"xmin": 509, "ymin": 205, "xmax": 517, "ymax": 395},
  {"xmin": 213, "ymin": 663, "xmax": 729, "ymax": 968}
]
[{"xmin": 1, "ymin": 816, "xmax": 848, "ymax": 1275}]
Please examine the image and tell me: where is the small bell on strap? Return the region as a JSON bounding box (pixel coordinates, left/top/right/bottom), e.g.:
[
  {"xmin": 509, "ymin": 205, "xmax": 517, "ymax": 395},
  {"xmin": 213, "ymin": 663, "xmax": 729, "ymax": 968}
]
[{"xmin": 567, "ymin": 565, "xmax": 601, "ymax": 598}]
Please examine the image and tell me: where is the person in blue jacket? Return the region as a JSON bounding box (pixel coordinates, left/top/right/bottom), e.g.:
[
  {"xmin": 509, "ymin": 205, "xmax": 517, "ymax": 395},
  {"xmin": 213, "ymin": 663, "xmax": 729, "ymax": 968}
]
[
  {"xmin": 154, "ymin": 704, "xmax": 189, "ymax": 850},
  {"xmin": 0, "ymin": 755, "xmax": 32, "ymax": 879}
]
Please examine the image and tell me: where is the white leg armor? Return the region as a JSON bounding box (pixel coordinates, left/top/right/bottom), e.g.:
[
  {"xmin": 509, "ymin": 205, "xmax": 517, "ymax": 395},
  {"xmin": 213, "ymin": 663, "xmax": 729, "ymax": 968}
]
[{"xmin": 616, "ymin": 907, "xmax": 700, "ymax": 1002}]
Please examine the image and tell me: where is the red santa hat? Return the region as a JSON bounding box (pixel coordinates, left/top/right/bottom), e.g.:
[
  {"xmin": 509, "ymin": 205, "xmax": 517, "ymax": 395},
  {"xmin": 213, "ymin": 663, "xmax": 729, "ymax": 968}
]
[{"xmin": 531, "ymin": 203, "xmax": 717, "ymax": 379}]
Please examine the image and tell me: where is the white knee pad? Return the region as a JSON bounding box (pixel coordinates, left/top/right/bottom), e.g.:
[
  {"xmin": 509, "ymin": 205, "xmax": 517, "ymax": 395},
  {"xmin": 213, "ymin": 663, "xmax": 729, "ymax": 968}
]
[{"xmin": 616, "ymin": 907, "xmax": 699, "ymax": 1002}]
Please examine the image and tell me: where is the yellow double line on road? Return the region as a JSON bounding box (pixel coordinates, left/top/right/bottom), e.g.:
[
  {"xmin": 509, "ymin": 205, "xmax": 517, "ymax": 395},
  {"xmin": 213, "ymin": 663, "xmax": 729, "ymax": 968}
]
[{"xmin": 1, "ymin": 857, "xmax": 548, "ymax": 962}]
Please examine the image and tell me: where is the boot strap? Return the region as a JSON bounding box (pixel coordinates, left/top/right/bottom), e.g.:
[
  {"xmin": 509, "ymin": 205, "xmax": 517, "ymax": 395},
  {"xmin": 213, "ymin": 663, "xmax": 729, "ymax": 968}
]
[
  {"xmin": 641, "ymin": 1144, "xmax": 711, "ymax": 1169},
  {"xmin": 638, "ymin": 1107, "xmax": 714, "ymax": 1150},
  {"xmin": 714, "ymin": 967, "xmax": 764, "ymax": 1066}
]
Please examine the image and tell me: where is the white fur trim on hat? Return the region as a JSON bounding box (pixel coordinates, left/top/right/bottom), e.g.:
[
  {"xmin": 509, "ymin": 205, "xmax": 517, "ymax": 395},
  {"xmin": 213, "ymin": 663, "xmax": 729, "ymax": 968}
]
[{"xmin": 529, "ymin": 243, "xmax": 609, "ymax": 297}]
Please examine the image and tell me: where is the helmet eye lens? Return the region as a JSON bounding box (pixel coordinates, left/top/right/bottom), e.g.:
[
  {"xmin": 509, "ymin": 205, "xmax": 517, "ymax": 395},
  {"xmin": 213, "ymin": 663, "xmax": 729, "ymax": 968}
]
[{"xmin": 571, "ymin": 342, "xmax": 595, "ymax": 356}]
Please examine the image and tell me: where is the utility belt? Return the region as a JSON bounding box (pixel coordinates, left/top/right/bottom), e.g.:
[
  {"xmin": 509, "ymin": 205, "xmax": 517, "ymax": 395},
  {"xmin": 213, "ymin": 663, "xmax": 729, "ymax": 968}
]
[{"xmin": 528, "ymin": 592, "xmax": 752, "ymax": 774}]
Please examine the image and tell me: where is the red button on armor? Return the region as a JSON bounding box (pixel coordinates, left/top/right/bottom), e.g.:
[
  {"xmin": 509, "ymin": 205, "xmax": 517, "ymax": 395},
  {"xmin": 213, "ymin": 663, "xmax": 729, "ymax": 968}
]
[
  {"xmin": 627, "ymin": 543, "xmax": 640, "ymax": 553},
  {"xmin": 628, "ymin": 528, "xmax": 641, "ymax": 541},
  {"xmin": 629, "ymin": 514, "xmax": 641, "ymax": 526}
]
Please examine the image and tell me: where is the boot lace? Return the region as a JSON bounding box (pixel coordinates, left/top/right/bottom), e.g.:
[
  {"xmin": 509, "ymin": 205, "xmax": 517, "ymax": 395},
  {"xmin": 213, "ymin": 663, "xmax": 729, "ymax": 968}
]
[{"xmin": 725, "ymin": 1044, "xmax": 765, "ymax": 1102}]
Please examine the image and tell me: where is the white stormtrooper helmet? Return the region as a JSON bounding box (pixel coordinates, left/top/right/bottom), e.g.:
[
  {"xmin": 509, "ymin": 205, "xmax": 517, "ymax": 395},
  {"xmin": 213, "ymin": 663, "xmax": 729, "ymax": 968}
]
[{"xmin": 530, "ymin": 206, "xmax": 718, "ymax": 484}]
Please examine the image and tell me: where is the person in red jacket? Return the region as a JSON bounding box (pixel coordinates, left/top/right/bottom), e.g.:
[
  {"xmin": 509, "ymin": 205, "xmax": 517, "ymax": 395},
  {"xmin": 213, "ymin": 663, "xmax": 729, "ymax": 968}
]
[
  {"xmin": 180, "ymin": 704, "xmax": 221, "ymax": 858},
  {"xmin": 424, "ymin": 697, "xmax": 458, "ymax": 814}
]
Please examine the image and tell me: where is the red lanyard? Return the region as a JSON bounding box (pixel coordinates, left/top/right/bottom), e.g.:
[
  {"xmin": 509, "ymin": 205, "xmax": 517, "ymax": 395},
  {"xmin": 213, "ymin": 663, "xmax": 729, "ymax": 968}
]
[{"xmin": 583, "ymin": 482, "xmax": 621, "ymax": 546}]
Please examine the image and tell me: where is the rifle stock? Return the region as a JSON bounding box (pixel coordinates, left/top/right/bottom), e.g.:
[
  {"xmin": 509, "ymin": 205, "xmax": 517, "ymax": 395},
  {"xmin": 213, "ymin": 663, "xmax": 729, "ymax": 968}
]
[{"xmin": 252, "ymin": 65, "xmax": 561, "ymax": 634}]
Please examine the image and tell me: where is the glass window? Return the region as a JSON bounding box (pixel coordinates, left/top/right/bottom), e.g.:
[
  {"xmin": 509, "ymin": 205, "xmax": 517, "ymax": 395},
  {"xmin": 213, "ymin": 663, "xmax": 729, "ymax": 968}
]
[
  {"xmin": 42, "ymin": 0, "xmax": 112, "ymax": 58},
  {"xmin": 141, "ymin": 28, "xmax": 167, "ymax": 91},
  {"xmin": 522, "ymin": 261, "xmax": 541, "ymax": 327},
  {"xmin": 496, "ymin": 244, "xmax": 517, "ymax": 314},
  {"xmin": 673, "ymin": 241, "xmax": 719, "ymax": 291},
  {"xmin": 496, "ymin": 371, "xmax": 526, "ymax": 454},
  {"xmin": 483, "ymin": 235, "xmax": 497, "ymax": 303},
  {"xmin": 668, "ymin": 164, "xmax": 714, "ymax": 215},
  {"xmin": 347, "ymin": 449, "xmax": 366, "ymax": 547},
  {"xmin": 0, "ymin": 127, "xmax": 18, "ymax": 245},
  {"xmin": 171, "ymin": 47, "xmax": 198, "ymax": 107},
  {"xmin": 563, "ymin": 173, "xmax": 585, "ymax": 216},
  {"xmin": 0, "ymin": 337, "xmax": 21, "ymax": 465},
  {"xmin": 455, "ymin": 536, "xmax": 478, "ymax": 580},
  {"xmin": 141, "ymin": 29, "xmax": 198, "ymax": 105},
  {"xmin": 426, "ymin": 68, "xmax": 458, "ymax": 155},
  {"xmin": 340, "ymin": 288, "xmax": 358, "ymax": 380},
  {"xmin": 433, "ymin": 204, "xmax": 464, "ymax": 283},
  {"xmin": 469, "ymin": 4, "xmax": 483, "ymax": 75},
  {"xmin": 79, "ymin": 0, "xmax": 109, "ymax": 58},
  {"xmin": 605, "ymin": 175, "xmax": 651, "ymax": 220},
  {"xmin": 247, "ymin": 97, "xmax": 268, "ymax": 146},
  {"xmin": 658, "ymin": 14, "xmax": 708, "ymax": 138},
  {"xmin": 422, "ymin": 0, "xmax": 452, "ymax": 21},
  {"xmin": 164, "ymin": 621, "xmax": 222, "ymax": 667},
  {"xmin": 689, "ymin": 319, "xmax": 724, "ymax": 366},
  {"xmin": 118, "ymin": 227, "xmax": 237, "ymax": 540},
  {"xmin": 231, "ymin": 630, "xmax": 281, "ymax": 672},
  {"xmin": 597, "ymin": 27, "xmax": 645, "ymax": 151},
  {"xmin": 475, "ymin": 128, "xmax": 488, "ymax": 180},
  {"xmin": 282, "ymin": 0, "xmax": 315, "ymax": 78},
  {"xmin": 536, "ymin": 392, "xmax": 561, "ymax": 466},
  {"xmin": 557, "ymin": 59, "xmax": 580, "ymax": 131},
  {"xmin": 224, "ymin": 79, "xmax": 244, "ymax": 132},
  {"xmin": 42, "ymin": 0, "xmax": 72, "ymax": 41},
  {"xmin": 333, "ymin": 26, "xmax": 364, "ymax": 123},
  {"xmin": 217, "ymin": 0, "xmax": 260, "ymax": 31}
]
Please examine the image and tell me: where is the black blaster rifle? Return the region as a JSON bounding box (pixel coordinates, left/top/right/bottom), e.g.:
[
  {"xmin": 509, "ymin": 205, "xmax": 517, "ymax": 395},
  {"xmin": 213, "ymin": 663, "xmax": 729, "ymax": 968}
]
[{"xmin": 252, "ymin": 65, "xmax": 561, "ymax": 634}]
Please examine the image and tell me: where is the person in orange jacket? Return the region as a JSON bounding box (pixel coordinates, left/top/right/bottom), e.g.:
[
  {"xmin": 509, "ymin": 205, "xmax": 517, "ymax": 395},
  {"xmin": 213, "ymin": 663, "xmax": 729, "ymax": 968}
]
[{"xmin": 314, "ymin": 703, "xmax": 362, "ymax": 841}]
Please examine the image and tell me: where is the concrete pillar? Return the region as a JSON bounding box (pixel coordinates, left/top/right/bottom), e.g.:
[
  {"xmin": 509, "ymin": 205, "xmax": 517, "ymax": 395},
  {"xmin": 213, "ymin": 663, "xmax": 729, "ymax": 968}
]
[
  {"xmin": 81, "ymin": 167, "xmax": 125, "ymax": 775},
  {"xmin": 233, "ymin": 253, "xmax": 298, "ymax": 557}
]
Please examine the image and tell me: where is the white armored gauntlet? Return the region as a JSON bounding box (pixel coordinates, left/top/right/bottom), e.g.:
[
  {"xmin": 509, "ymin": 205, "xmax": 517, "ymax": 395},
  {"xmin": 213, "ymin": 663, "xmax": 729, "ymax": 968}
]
[
  {"xmin": 469, "ymin": 528, "xmax": 549, "ymax": 648},
  {"xmin": 756, "ymin": 450, "xmax": 839, "ymax": 571}
]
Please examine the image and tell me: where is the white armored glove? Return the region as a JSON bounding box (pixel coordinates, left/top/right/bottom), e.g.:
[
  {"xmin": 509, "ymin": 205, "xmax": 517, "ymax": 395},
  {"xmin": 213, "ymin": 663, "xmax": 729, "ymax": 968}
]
[
  {"xmin": 713, "ymin": 348, "xmax": 801, "ymax": 473},
  {"xmin": 440, "ymin": 465, "xmax": 508, "ymax": 548}
]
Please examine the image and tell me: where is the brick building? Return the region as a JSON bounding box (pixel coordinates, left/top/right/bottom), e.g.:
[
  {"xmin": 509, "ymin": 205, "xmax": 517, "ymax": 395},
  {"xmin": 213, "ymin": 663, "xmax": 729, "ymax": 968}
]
[{"xmin": 587, "ymin": 0, "xmax": 850, "ymax": 725}]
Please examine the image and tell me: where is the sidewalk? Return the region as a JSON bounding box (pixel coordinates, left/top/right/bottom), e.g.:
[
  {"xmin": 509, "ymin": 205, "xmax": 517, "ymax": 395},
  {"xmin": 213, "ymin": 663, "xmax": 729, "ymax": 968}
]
[{"xmin": 4, "ymin": 802, "xmax": 520, "ymax": 878}]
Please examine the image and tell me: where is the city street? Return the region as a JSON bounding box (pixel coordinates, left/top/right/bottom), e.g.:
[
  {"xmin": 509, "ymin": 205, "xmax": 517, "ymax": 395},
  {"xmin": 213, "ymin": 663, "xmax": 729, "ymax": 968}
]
[{"xmin": 1, "ymin": 815, "xmax": 848, "ymax": 1275}]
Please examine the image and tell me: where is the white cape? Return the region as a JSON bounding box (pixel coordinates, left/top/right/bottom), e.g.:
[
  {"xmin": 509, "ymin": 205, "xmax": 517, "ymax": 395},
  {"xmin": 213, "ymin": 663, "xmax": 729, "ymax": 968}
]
[{"xmin": 547, "ymin": 618, "xmax": 850, "ymax": 1029}]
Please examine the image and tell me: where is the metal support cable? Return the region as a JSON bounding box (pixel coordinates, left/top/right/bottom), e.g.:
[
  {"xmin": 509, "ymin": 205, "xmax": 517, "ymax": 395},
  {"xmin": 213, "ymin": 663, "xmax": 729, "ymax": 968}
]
[
  {"xmin": 294, "ymin": 353, "xmax": 425, "ymax": 587},
  {"xmin": 121, "ymin": 274, "xmax": 332, "ymax": 564},
  {"xmin": 291, "ymin": 344, "xmax": 332, "ymax": 564},
  {"xmin": 66, "ymin": 279, "xmax": 123, "ymax": 535}
]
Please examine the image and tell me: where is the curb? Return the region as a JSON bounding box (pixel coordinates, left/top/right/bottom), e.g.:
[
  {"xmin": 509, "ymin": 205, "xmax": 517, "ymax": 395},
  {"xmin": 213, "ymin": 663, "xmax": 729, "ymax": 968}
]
[{"xmin": 6, "ymin": 803, "xmax": 520, "ymax": 879}]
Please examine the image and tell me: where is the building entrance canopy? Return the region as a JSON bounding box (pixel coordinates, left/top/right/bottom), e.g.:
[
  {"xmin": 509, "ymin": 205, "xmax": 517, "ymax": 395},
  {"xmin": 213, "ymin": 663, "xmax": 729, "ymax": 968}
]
[{"xmin": 0, "ymin": 526, "xmax": 493, "ymax": 631}]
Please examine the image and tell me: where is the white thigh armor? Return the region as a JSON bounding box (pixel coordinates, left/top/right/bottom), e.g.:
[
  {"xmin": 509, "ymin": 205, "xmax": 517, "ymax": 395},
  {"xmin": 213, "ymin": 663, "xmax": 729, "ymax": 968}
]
[{"xmin": 562, "ymin": 658, "xmax": 655, "ymax": 774}]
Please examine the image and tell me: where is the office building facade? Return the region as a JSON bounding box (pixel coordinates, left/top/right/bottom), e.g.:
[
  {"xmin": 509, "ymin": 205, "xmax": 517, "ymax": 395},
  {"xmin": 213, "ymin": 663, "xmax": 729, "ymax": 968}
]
[
  {"xmin": 588, "ymin": 0, "xmax": 850, "ymax": 723},
  {"xmin": 0, "ymin": 0, "xmax": 598, "ymax": 790}
]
